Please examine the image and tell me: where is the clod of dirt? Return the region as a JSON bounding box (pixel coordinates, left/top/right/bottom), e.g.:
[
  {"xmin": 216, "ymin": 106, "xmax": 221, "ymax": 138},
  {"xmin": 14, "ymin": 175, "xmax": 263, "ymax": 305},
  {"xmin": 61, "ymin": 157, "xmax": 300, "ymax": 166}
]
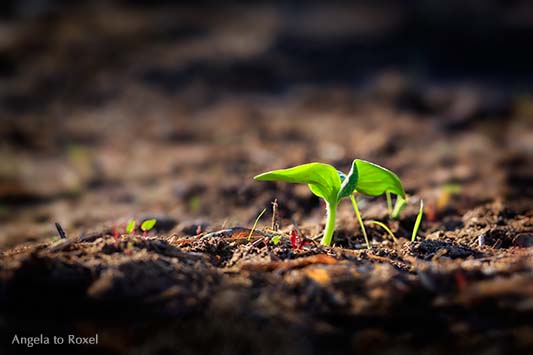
[
  {"xmin": 409, "ymin": 239, "xmax": 482, "ymax": 260},
  {"xmin": 513, "ymin": 233, "xmax": 533, "ymax": 248}
]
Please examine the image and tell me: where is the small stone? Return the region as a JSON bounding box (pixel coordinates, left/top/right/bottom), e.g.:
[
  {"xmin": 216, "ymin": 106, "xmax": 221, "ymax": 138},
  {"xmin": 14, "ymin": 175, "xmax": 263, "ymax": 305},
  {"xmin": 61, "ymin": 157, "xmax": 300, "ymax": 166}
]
[{"xmin": 478, "ymin": 233, "xmax": 487, "ymax": 247}]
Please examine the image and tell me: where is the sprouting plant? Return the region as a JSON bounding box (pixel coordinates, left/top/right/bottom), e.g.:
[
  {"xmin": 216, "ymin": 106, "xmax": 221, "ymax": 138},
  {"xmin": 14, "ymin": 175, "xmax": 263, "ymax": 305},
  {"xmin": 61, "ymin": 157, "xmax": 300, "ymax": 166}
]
[
  {"xmin": 271, "ymin": 235, "xmax": 281, "ymax": 245},
  {"xmin": 126, "ymin": 220, "xmax": 136, "ymax": 234},
  {"xmin": 254, "ymin": 159, "xmax": 406, "ymax": 247},
  {"xmin": 140, "ymin": 219, "xmax": 157, "ymax": 238},
  {"xmin": 248, "ymin": 208, "xmax": 267, "ymax": 240},
  {"xmin": 411, "ymin": 200, "xmax": 424, "ymax": 242}
]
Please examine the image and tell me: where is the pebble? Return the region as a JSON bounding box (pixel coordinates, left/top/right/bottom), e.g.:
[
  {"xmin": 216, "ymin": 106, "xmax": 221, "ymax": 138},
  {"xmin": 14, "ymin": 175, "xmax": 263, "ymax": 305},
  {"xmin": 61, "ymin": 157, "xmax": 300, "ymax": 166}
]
[{"xmin": 478, "ymin": 233, "xmax": 486, "ymax": 247}]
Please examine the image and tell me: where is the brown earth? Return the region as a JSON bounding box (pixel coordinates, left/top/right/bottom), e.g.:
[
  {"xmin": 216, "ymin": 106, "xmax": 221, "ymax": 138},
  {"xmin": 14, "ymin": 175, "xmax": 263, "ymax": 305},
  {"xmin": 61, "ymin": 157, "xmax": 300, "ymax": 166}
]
[{"xmin": 0, "ymin": 2, "xmax": 532, "ymax": 354}]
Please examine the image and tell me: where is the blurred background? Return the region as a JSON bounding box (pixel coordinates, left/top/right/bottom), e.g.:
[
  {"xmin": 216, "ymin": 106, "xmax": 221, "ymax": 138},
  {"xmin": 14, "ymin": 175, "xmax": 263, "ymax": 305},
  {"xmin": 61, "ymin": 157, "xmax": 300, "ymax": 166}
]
[{"xmin": 1, "ymin": 0, "xmax": 532, "ymax": 247}]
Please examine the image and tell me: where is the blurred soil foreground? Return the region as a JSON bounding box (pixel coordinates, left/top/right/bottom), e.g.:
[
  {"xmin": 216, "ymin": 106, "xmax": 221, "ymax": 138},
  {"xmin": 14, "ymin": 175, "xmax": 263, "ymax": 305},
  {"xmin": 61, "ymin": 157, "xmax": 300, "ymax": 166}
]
[{"xmin": 0, "ymin": 1, "xmax": 532, "ymax": 354}]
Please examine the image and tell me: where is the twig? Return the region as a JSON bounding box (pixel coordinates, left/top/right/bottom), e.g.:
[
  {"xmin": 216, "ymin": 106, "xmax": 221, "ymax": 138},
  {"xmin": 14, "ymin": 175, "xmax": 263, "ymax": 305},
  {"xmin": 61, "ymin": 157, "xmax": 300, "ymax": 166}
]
[
  {"xmin": 55, "ymin": 222, "xmax": 67, "ymax": 239},
  {"xmin": 271, "ymin": 198, "xmax": 280, "ymax": 231}
]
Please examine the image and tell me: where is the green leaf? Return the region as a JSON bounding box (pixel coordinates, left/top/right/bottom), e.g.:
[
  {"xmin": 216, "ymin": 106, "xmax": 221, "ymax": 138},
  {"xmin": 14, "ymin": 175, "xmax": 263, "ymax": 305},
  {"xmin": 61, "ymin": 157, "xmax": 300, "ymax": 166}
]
[
  {"xmin": 254, "ymin": 163, "xmax": 341, "ymax": 204},
  {"xmin": 141, "ymin": 218, "xmax": 157, "ymax": 232},
  {"xmin": 354, "ymin": 160, "xmax": 405, "ymax": 199},
  {"xmin": 337, "ymin": 160, "xmax": 359, "ymax": 199},
  {"xmin": 272, "ymin": 235, "xmax": 281, "ymax": 245},
  {"xmin": 126, "ymin": 220, "xmax": 136, "ymax": 234}
]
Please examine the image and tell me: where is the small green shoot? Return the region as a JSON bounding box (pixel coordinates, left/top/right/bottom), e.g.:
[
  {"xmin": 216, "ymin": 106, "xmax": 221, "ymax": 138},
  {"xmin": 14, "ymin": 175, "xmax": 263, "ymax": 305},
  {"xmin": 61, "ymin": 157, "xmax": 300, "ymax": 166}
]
[
  {"xmin": 254, "ymin": 159, "xmax": 406, "ymax": 247},
  {"xmin": 271, "ymin": 235, "xmax": 281, "ymax": 245},
  {"xmin": 367, "ymin": 220, "xmax": 397, "ymax": 243},
  {"xmin": 411, "ymin": 200, "xmax": 424, "ymax": 242},
  {"xmin": 126, "ymin": 220, "xmax": 136, "ymax": 234},
  {"xmin": 248, "ymin": 208, "xmax": 267, "ymax": 240},
  {"xmin": 350, "ymin": 194, "xmax": 370, "ymax": 248},
  {"xmin": 141, "ymin": 218, "xmax": 157, "ymax": 238}
]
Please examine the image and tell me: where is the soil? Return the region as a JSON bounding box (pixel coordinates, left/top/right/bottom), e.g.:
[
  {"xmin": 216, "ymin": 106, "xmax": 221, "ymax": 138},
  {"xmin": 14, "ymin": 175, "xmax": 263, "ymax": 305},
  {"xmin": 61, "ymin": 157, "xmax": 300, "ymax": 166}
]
[{"xmin": 0, "ymin": 2, "xmax": 532, "ymax": 355}]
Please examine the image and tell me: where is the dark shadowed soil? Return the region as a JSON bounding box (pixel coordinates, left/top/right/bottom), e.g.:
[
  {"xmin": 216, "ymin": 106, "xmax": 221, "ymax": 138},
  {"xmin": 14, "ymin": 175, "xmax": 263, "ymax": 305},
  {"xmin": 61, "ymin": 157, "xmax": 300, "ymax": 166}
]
[{"xmin": 0, "ymin": 1, "xmax": 532, "ymax": 354}]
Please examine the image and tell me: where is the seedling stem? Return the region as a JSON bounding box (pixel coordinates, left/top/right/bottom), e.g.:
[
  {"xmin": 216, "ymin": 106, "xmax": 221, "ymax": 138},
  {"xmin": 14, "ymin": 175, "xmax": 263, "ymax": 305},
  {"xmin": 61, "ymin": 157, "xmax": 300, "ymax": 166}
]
[
  {"xmin": 411, "ymin": 200, "xmax": 424, "ymax": 242},
  {"xmin": 322, "ymin": 202, "xmax": 337, "ymax": 246},
  {"xmin": 368, "ymin": 220, "xmax": 397, "ymax": 243},
  {"xmin": 350, "ymin": 194, "xmax": 370, "ymax": 249},
  {"xmin": 386, "ymin": 191, "xmax": 393, "ymax": 216},
  {"xmin": 248, "ymin": 208, "xmax": 267, "ymax": 240}
]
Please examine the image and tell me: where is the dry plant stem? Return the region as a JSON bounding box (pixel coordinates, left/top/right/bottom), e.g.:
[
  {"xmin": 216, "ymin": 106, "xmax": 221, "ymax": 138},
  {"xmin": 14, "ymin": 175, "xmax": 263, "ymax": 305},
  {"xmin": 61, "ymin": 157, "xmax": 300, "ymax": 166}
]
[
  {"xmin": 271, "ymin": 198, "xmax": 279, "ymax": 231},
  {"xmin": 350, "ymin": 194, "xmax": 370, "ymax": 249}
]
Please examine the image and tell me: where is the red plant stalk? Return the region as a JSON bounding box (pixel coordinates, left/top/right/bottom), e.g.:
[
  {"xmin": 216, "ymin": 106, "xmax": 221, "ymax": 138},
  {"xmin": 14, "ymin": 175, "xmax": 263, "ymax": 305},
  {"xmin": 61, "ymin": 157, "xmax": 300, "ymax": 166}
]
[
  {"xmin": 112, "ymin": 227, "xmax": 119, "ymax": 247},
  {"xmin": 289, "ymin": 230, "xmax": 311, "ymax": 249},
  {"xmin": 290, "ymin": 230, "xmax": 297, "ymax": 248}
]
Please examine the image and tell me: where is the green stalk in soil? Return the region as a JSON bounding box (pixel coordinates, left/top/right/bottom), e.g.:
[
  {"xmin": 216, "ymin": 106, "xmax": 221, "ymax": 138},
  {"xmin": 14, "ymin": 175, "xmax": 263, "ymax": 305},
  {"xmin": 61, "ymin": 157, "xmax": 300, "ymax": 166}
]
[
  {"xmin": 350, "ymin": 194, "xmax": 370, "ymax": 249},
  {"xmin": 321, "ymin": 202, "xmax": 337, "ymax": 246}
]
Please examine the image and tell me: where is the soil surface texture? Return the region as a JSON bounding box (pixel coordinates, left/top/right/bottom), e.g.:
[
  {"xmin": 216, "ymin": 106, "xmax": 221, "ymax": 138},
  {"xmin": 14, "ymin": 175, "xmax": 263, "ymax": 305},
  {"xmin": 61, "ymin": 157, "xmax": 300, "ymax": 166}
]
[{"xmin": 1, "ymin": 2, "xmax": 532, "ymax": 354}]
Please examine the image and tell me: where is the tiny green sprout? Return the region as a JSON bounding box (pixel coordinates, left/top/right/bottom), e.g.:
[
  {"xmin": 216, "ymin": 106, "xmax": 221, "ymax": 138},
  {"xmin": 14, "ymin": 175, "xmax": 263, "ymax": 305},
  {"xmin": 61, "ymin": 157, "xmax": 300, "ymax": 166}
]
[
  {"xmin": 141, "ymin": 219, "xmax": 157, "ymax": 231},
  {"xmin": 254, "ymin": 159, "xmax": 406, "ymax": 247},
  {"xmin": 411, "ymin": 200, "xmax": 424, "ymax": 242},
  {"xmin": 141, "ymin": 218, "xmax": 157, "ymax": 238},
  {"xmin": 126, "ymin": 220, "xmax": 136, "ymax": 234},
  {"xmin": 271, "ymin": 235, "xmax": 281, "ymax": 245},
  {"xmin": 248, "ymin": 208, "xmax": 267, "ymax": 240}
]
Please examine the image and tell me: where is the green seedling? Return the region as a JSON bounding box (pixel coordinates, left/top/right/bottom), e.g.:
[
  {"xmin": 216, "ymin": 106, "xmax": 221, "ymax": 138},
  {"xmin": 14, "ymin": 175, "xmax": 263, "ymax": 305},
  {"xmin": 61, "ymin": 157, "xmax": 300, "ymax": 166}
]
[
  {"xmin": 254, "ymin": 159, "xmax": 406, "ymax": 247},
  {"xmin": 248, "ymin": 208, "xmax": 267, "ymax": 240},
  {"xmin": 271, "ymin": 235, "xmax": 281, "ymax": 245},
  {"xmin": 411, "ymin": 200, "xmax": 424, "ymax": 242},
  {"xmin": 141, "ymin": 219, "xmax": 157, "ymax": 238},
  {"xmin": 126, "ymin": 220, "xmax": 136, "ymax": 234},
  {"xmin": 368, "ymin": 220, "xmax": 397, "ymax": 243}
]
